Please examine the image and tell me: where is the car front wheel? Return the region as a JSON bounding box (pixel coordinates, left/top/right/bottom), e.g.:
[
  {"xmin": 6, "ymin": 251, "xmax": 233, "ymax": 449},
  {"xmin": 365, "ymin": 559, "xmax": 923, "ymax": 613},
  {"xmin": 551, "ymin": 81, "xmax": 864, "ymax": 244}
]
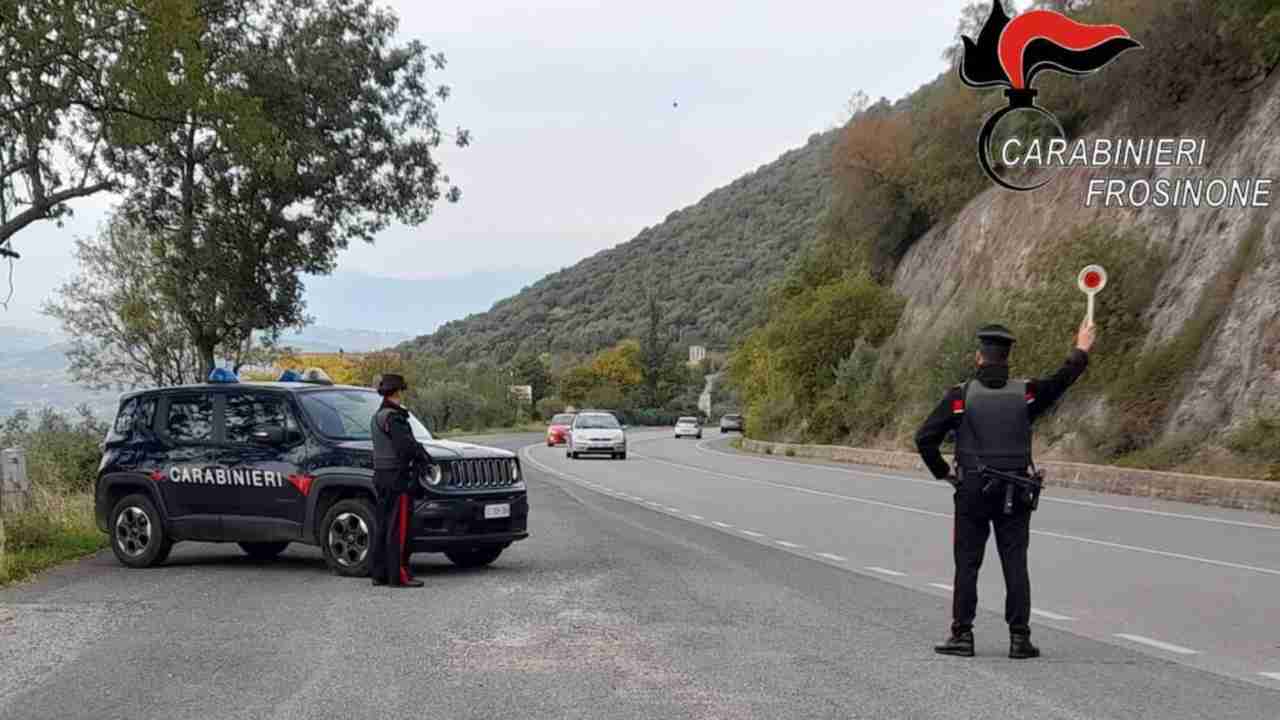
[
  {"xmin": 110, "ymin": 494, "xmax": 173, "ymax": 568},
  {"xmin": 320, "ymin": 497, "xmax": 376, "ymax": 577}
]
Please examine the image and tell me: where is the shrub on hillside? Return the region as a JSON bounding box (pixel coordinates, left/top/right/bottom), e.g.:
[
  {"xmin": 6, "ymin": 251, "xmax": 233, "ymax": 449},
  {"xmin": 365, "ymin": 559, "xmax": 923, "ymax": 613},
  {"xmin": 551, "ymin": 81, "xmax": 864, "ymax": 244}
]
[{"xmin": 0, "ymin": 407, "xmax": 107, "ymax": 496}]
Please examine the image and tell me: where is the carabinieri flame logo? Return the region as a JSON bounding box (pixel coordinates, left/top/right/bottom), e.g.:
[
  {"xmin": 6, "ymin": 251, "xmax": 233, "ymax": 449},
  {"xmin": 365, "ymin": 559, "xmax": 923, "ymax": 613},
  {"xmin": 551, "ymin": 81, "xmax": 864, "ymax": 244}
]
[{"xmin": 960, "ymin": 1, "xmax": 1141, "ymax": 191}]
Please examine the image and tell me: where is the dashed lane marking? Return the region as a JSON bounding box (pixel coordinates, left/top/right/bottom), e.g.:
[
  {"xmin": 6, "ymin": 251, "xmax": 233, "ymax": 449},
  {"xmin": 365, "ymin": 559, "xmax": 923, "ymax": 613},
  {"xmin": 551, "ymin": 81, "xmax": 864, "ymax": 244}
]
[
  {"xmin": 638, "ymin": 452, "xmax": 1280, "ymax": 578},
  {"xmin": 865, "ymin": 566, "xmax": 906, "ymax": 577},
  {"xmin": 816, "ymin": 553, "xmax": 848, "ymax": 562},
  {"xmin": 776, "ymin": 540, "xmax": 804, "ymax": 549},
  {"xmin": 712, "ymin": 521, "xmax": 734, "ymax": 529},
  {"xmin": 688, "ymin": 514, "xmax": 705, "ymax": 520},
  {"xmin": 1031, "ymin": 608, "xmax": 1077, "ymax": 621},
  {"xmin": 664, "ymin": 507, "xmax": 682, "ymax": 513},
  {"xmin": 1259, "ymin": 672, "xmax": 1280, "ymax": 682},
  {"xmin": 693, "ymin": 439, "xmax": 1280, "ymax": 532},
  {"xmin": 740, "ymin": 530, "xmax": 765, "ymax": 538},
  {"xmin": 1114, "ymin": 634, "xmax": 1199, "ymax": 655},
  {"xmin": 928, "ymin": 583, "xmax": 953, "ymax": 592}
]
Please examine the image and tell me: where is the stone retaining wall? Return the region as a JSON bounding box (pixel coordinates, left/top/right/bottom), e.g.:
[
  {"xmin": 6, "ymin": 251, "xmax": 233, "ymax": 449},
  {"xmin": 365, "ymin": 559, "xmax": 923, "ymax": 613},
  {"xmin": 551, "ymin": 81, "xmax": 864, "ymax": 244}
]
[{"xmin": 738, "ymin": 439, "xmax": 1280, "ymax": 515}]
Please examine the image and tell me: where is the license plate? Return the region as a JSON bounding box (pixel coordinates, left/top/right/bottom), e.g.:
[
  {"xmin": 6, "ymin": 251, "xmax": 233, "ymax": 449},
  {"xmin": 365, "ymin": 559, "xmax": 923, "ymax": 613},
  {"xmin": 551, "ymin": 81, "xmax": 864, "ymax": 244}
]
[{"xmin": 484, "ymin": 503, "xmax": 510, "ymax": 519}]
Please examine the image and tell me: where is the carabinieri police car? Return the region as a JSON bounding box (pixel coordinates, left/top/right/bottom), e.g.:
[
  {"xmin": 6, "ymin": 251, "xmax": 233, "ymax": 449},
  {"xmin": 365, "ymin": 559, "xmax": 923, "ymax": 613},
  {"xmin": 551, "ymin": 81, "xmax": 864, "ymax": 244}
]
[{"xmin": 94, "ymin": 368, "xmax": 529, "ymax": 575}]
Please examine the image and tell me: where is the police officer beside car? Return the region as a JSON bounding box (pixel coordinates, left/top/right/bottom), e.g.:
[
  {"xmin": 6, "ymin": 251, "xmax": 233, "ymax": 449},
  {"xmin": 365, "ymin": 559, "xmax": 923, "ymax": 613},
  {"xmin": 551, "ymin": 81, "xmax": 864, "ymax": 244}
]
[
  {"xmin": 370, "ymin": 373, "xmax": 432, "ymax": 588},
  {"xmin": 915, "ymin": 319, "xmax": 1095, "ymax": 658}
]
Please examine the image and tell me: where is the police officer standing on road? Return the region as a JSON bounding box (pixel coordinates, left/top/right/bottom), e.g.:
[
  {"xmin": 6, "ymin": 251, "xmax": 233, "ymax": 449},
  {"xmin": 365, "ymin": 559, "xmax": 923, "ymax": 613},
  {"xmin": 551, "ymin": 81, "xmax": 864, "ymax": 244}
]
[
  {"xmin": 370, "ymin": 373, "xmax": 432, "ymax": 588},
  {"xmin": 915, "ymin": 320, "xmax": 1095, "ymax": 658}
]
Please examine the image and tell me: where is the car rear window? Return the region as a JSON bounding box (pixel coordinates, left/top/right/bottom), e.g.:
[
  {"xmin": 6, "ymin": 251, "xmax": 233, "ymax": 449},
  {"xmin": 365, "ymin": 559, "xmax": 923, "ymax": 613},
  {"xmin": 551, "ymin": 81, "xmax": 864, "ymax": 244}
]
[
  {"xmin": 107, "ymin": 396, "xmax": 157, "ymax": 443},
  {"xmin": 551, "ymin": 414, "xmax": 575, "ymax": 425},
  {"xmin": 677, "ymin": 417, "xmax": 697, "ymax": 424}
]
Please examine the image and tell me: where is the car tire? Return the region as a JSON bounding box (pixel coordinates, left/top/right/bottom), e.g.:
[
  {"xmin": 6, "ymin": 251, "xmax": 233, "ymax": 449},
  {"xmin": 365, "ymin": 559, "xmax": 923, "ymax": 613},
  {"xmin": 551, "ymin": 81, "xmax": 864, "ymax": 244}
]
[
  {"xmin": 720, "ymin": 428, "xmax": 726, "ymax": 434},
  {"xmin": 618, "ymin": 452, "xmax": 627, "ymax": 460},
  {"xmin": 320, "ymin": 497, "xmax": 376, "ymax": 578},
  {"xmin": 109, "ymin": 493, "xmax": 173, "ymax": 569},
  {"xmin": 238, "ymin": 541, "xmax": 289, "ymax": 561},
  {"xmin": 445, "ymin": 545, "xmax": 504, "ymax": 569}
]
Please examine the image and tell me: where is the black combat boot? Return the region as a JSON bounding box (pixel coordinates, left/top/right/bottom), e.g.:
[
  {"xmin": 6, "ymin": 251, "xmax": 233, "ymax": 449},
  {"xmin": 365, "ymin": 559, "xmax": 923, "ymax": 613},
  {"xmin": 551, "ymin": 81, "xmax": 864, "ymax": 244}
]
[
  {"xmin": 934, "ymin": 630, "xmax": 975, "ymax": 657},
  {"xmin": 1009, "ymin": 633, "xmax": 1040, "ymax": 659}
]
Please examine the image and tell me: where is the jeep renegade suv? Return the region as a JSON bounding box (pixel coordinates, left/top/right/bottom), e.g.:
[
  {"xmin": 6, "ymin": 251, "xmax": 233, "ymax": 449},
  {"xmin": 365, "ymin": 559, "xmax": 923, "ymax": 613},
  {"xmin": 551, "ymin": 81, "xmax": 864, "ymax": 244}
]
[{"xmin": 95, "ymin": 376, "xmax": 529, "ymax": 575}]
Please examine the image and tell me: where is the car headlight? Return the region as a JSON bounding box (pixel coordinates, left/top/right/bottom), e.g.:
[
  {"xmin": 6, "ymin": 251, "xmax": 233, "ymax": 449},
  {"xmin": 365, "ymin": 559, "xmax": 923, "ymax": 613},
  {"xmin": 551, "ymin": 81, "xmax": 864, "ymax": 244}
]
[
  {"xmin": 420, "ymin": 464, "xmax": 443, "ymax": 488},
  {"xmin": 510, "ymin": 458, "xmax": 520, "ymax": 481}
]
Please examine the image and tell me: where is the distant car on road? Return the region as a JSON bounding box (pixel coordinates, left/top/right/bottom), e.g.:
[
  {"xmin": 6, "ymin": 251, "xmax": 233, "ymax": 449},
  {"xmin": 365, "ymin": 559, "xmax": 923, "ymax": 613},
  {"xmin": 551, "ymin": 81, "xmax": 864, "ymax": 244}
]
[
  {"xmin": 719, "ymin": 413, "xmax": 744, "ymax": 433},
  {"xmin": 546, "ymin": 412, "xmax": 576, "ymax": 446},
  {"xmin": 674, "ymin": 416, "xmax": 703, "ymax": 439},
  {"xmin": 95, "ymin": 370, "xmax": 528, "ymax": 575},
  {"xmin": 567, "ymin": 410, "xmax": 627, "ymax": 460}
]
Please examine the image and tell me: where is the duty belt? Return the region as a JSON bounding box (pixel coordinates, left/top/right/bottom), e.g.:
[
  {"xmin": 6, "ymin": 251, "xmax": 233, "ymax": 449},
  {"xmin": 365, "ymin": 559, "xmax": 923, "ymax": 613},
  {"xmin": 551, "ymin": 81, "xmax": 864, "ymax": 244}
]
[{"xmin": 976, "ymin": 465, "xmax": 1044, "ymax": 514}]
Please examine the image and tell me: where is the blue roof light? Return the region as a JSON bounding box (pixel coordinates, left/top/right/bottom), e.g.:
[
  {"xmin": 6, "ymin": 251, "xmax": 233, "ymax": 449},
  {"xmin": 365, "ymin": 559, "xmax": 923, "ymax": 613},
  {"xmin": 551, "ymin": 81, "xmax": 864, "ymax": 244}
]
[
  {"xmin": 208, "ymin": 367, "xmax": 239, "ymax": 383},
  {"xmin": 278, "ymin": 369, "xmax": 302, "ymax": 382}
]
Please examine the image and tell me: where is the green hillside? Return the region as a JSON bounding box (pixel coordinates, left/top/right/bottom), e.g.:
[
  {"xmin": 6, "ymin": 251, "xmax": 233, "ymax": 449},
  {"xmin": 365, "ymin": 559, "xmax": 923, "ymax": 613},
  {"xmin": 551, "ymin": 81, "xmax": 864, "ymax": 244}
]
[{"xmin": 402, "ymin": 130, "xmax": 838, "ymax": 364}]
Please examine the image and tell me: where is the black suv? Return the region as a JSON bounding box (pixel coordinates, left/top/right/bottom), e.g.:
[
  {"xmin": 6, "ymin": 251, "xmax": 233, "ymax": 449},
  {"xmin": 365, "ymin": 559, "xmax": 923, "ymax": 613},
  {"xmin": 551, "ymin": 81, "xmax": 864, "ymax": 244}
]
[{"xmin": 95, "ymin": 376, "xmax": 528, "ymax": 575}]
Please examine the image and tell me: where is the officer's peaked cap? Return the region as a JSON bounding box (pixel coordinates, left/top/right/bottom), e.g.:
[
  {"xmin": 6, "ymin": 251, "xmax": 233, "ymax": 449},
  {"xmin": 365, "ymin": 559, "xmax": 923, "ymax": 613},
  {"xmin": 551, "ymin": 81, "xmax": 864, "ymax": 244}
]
[
  {"xmin": 376, "ymin": 373, "xmax": 408, "ymax": 395},
  {"xmin": 976, "ymin": 324, "xmax": 1016, "ymax": 347}
]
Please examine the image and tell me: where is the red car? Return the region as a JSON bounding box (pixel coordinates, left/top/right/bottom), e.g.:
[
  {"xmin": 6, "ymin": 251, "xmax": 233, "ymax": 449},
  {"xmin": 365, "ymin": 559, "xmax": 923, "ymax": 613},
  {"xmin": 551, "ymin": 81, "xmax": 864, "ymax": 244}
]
[{"xmin": 546, "ymin": 413, "xmax": 576, "ymax": 446}]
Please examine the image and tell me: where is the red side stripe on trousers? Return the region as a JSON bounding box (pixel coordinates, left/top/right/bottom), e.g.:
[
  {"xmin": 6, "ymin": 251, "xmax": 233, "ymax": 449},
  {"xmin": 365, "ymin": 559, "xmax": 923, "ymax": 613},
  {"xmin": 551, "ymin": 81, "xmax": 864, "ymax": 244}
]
[{"xmin": 398, "ymin": 494, "xmax": 410, "ymax": 584}]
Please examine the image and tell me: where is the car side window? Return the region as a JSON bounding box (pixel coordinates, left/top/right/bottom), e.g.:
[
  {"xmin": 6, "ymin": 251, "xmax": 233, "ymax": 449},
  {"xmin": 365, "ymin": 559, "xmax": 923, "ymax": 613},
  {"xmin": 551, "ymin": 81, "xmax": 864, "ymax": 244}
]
[
  {"xmin": 166, "ymin": 394, "xmax": 215, "ymax": 443},
  {"xmin": 225, "ymin": 393, "xmax": 295, "ymax": 444}
]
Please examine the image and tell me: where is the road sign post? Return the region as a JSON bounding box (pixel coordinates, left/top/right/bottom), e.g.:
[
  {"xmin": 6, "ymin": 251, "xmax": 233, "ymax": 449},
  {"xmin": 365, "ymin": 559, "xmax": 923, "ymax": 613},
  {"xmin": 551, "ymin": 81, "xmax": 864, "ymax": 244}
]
[{"xmin": 1077, "ymin": 265, "xmax": 1108, "ymax": 325}]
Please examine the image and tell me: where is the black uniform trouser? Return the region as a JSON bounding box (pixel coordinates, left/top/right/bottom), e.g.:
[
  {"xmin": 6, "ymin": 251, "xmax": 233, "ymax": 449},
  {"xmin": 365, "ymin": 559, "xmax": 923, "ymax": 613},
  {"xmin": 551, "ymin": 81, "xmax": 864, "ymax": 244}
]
[
  {"xmin": 370, "ymin": 473, "xmax": 413, "ymax": 585},
  {"xmin": 952, "ymin": 472, "xmax": 1032, "ymax": 635}
]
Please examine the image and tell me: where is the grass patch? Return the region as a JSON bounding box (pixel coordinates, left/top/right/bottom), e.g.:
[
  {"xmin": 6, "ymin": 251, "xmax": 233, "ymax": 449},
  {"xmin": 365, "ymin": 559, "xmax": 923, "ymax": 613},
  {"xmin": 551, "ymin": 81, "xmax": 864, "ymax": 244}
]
[{"xmin": 1, "ymin": 491, "xmax": 106, "ymax": 586}]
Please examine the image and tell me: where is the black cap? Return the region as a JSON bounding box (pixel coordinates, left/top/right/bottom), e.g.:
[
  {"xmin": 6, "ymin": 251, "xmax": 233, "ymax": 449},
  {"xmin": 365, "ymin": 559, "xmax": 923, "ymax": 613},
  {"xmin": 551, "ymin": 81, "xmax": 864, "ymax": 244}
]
[
  {"xmin": 976, "ymin": 324, "xmax": 1016, "ymax": 347},
  {"xmin": 376, "ymin": 373, "xmax": 408, "ymax": 395}
]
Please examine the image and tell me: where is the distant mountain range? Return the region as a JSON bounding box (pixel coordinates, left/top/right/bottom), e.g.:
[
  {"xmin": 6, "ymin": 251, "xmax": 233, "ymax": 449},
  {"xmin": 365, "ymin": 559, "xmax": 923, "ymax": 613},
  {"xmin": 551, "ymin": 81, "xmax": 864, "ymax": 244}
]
[{"xmin": 0, "ymin": 324, "xmax": 418, "ymax": 418}]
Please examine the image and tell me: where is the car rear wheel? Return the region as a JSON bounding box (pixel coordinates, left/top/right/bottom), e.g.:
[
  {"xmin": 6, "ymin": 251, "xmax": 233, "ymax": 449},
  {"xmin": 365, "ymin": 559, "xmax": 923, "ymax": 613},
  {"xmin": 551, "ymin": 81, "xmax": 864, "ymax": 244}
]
[
  {"xmin": 238, "ymin": 541, "xmax": 289, "ymax": 561},
  {"xmin": 445, "ymin": 545, "xmax": 504, "ymax": 568},
  {"xmin": 321, "ymin": 498, "xmax": 375, "ymax": 577},
  {"xmin": 617, "ymin": 451, "xmax": 627, "ymax": 460},
  {"xmin": 110, "ymin": 494, "xmax": 172, "ymax": 568}
]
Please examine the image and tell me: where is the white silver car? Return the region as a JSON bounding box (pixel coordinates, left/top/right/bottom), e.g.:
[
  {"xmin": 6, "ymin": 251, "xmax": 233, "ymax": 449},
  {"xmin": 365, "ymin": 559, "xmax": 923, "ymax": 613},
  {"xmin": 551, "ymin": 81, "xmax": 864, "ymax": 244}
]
[
  {"xmin": 567, "ymin": 411, "xmax": 627, "ymax": 460},
  {"xmin": 674, "ymin": 416, "xmax": 703, "ymax": 439}
]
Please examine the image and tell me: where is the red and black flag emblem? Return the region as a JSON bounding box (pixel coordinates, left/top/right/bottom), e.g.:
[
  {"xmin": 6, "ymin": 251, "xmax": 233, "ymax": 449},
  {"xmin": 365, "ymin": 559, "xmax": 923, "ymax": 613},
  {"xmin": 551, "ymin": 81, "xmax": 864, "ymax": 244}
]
[{"xmin": 960, "ymin": 2, "xmax": 1140, "ymax": 91}]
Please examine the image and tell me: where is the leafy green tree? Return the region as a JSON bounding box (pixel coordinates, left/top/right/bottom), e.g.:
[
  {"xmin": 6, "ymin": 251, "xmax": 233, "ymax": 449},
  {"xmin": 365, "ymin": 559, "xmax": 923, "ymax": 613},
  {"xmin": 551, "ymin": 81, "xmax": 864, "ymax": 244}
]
[
  {"xmin": 44, "ymin": 215, "xmax": 236, "ymax": 388},
  {"xmin": 0, "ymin": 0, "xmax": 203, "ymax": 254},
  {"xmin": 510, "ymin": 353, "xmax": 551, "ymax": 410},
  {"xmin": 112, "ymin": 0, "xmax": 467, "ymax": 376}
]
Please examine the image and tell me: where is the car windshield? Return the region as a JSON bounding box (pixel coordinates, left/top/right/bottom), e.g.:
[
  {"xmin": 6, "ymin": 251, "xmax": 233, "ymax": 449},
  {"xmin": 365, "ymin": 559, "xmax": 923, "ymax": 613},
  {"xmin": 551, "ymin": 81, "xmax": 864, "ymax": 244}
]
[
  {"xmin": 551, "ymin": 414, "xmax": 576, "ymax": 425},
  {"xmin": 724, "ymin": 415, "xmax": 742, "ymax": 421},
  {"xmin": 678, "ymin": 417, "xmax": 697, "ymax": 424},
  {"xmin": 298, "ymin": 389, "xmax": 433, "ymax": 441},
  {"xmin": 575, "ymin": 414, "xmax": 621, "ymax": 430}
]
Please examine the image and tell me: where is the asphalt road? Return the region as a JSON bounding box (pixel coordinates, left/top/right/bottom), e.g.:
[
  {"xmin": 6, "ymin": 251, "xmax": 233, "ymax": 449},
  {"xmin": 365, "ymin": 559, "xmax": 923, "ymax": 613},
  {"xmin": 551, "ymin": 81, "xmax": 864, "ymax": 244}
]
[{"xmin": 2, "ymin": 430, "xmax": 1277, "ymax": 719}]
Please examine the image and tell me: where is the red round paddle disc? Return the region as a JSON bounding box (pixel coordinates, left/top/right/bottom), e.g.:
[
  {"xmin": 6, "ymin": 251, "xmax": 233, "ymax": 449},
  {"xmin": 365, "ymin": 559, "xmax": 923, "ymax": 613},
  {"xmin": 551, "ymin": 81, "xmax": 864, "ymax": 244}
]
[{"xmin": 1084, "ymin": 271, "xmax": 1103, "ymax": 290}]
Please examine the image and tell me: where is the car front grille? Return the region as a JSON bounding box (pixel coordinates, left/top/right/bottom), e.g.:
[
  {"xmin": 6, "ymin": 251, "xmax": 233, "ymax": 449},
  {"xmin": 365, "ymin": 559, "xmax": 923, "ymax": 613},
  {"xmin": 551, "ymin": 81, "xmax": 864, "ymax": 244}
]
[{"xmin": 446, "ymin": 458, "xmax": 518, "ymax": 489}]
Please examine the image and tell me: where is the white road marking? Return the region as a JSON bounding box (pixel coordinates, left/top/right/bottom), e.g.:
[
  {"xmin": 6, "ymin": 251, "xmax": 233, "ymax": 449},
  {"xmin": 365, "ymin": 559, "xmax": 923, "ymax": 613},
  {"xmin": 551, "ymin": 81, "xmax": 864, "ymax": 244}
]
[
  {"xmin": 712, "ymin": 521, "xmax": 733, "ymax": 529},
  {"xmin": 688, "ymin": 514, "xmax": 705, "ymax": 520},
  {"xmin": 1114, "ymin": 634, "xmax": 1199, "ymax": 655},
  {"xmin": 740, "ymin": 530, "xmax": 765, "ymax": 538},
  {"xmin": 639, "ymin": 453, "xmax": 1280, "ymax": 578},
  {"xmin": 865, "ymin": 566, "xmax": 906, "ymax": 577},
  {"xmin": 1031, "ymin": 608, "xmax": 1076, "ymax": 621},
  {"xmin": 694, "ymin": 439, "xmax": 1280, "ymax": 531},
  {"xmin": 664, "ymin": 507, "xmax": 682, "ymax": 513},
  {"xmin": 1259, "ymin": 672, "xmax": 1280, "ymax": 682},
  {"xmin": 776, "ymin": 540, "xmax": 804, "ymax": 549},
  {"xmin": 928, "ymin": 583, "xmax": 954, "ymax": 592},
  {"xmin": 644, "ymin": 501, "xmax": 661, "ymax": 507},
  {"xmin": 816, "ymin": 553, "xmax": 847, "ymax": 562}
]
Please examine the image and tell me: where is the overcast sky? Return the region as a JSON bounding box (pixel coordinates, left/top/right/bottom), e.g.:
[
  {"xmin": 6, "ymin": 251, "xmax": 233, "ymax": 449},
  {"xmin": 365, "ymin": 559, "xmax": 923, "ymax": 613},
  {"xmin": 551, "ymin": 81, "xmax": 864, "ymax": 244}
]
[{"xmin": 2, "ymin": 0, "xmax": 970, "ymax": 333}]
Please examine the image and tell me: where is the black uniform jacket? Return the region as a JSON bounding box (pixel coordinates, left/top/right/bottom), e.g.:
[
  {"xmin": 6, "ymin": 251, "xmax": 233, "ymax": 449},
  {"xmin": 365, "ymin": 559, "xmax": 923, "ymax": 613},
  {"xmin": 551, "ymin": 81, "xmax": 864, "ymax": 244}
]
[
  {"xmin": 373, "ymin": 400, "xmax": 433, "ymax": 490},
  {"xmin": 914, "ymin": 349, "xmax": 1089, "ymax": 480}
]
